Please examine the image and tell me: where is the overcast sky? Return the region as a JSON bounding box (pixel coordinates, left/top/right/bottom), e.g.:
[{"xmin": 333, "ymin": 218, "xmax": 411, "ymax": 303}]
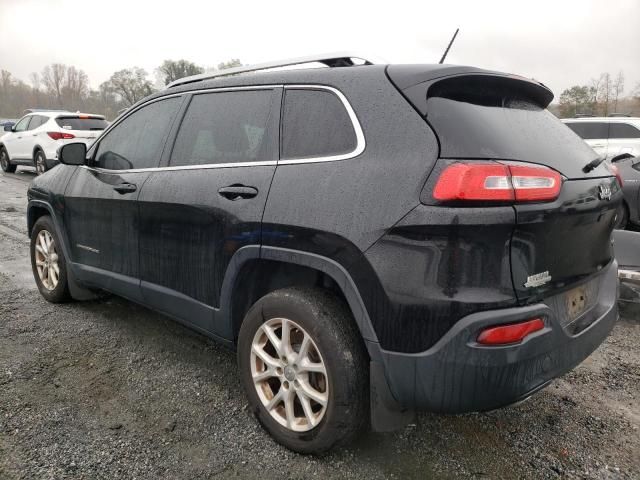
[{"xmin": 1, "ymin": 0, "xmax": 639, "ymax": 100}]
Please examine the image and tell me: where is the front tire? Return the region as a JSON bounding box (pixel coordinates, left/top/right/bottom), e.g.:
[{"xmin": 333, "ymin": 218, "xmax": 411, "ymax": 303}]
[
  {"xmin": 0, "ymin": 147, "xmax": 16, "ymax": 173},
  {"xmin": 238, "ymin": 287, "xmax": 369, "ymax": 453},
  {"xmin": 30, "ymin": 216, "xmax": 71, "ymax": 302},
  {"xmin": 34, "ymin": 150, "xmax": 47, "ymax": 176}
]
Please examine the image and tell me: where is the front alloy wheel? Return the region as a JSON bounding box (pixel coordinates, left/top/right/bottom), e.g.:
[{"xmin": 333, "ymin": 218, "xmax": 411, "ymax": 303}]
[
  {"xmin": 0, "ymin": 148, "xmax": 16, "ymax": 173},
  {"xmin": 34, "ymin": 230, "xmax": 60, "ymax": 290},
  {"xmin": 251, "ymin": 317, "xmax": 329, "ymax": 432},
  {"xmin": 30, "ymin": 215, "xmax": 70, "ymax": 303}
]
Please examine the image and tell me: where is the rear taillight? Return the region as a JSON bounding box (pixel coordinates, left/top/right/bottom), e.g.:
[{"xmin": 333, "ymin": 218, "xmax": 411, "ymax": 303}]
[
  {"xmin": 433, "ymin": 162, "xmax": 562, "ymax": 203},
  {"xmin": 607, "ymin": 163, "xmax": 623, "ymax": 187},
  {"xmin": 47, "ymin": 131, "xmax": 75, "ymax": 140},
  {"xmin": 477, "ymin": 318, "xmax": 545, "ymax": 346}
]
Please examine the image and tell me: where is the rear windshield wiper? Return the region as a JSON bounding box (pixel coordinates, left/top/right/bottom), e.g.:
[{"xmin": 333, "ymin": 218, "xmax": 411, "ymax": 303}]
[{"xmin": 583, "ymin": 156, "xmax": 605, "ymax": 173}]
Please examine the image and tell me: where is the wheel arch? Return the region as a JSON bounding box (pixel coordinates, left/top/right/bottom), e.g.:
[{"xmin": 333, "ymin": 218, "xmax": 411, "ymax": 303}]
[
  {"xmin": 222, "ymin": 246, "xmax": 380, "ymax": 357},
  {"xmin": 32, "ymin": 145, "xmax": 45, "ymax": 159}
]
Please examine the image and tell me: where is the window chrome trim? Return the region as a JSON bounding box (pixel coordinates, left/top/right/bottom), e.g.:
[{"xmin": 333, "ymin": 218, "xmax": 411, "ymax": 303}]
[
  {"xmin": 278, "ymin": 85, "xmax": 365, "ymax": 165},
  {"xmin": 86, "ymin": 84, "xmax": 364, "ymax": 174}
]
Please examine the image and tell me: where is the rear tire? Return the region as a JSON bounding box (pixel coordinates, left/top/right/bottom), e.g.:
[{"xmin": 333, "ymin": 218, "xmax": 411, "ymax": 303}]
[
  {"xmin": 30, "ymin": 216, "xmax": 71, "ymax": 303},
  {"xmin": 0, "ymin": 147, "xmax": 16, "ymax": 173},
  {"xmin": 34, "ymin": 150, "xmax": 47, "ymax": 176},
  {"xmin": 237, "ymin": 287, "xmax": 368, "ymax": 454}
]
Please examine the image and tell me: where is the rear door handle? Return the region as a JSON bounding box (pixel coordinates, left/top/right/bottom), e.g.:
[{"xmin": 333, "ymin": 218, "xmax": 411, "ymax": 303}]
[
  {"xmin": 113, "ymin": 183, "xmax": 137, "ymax": 194},
  {"xmin": 218, "ymin": 185, "xmax": 258, "ymax": 200}
]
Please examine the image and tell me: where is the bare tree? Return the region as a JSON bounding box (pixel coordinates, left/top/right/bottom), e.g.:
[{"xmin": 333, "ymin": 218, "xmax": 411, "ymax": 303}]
[
  {"xmin": 29, "ymin": 72, "xmax": 40, "ymax": 91},
  {"xmin": 41, "ymin": 64, "xmax": 66, "ymax": 107},
  {"xmin": 613, "ymin": 71, "xmax": 625, "ymax": 113}
]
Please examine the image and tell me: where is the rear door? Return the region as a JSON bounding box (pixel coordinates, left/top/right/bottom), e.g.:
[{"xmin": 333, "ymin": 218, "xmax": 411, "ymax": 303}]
[
  {"xmin": 64, "ymin": 96, "xmax": 183, "ymax": 301},
  {"xmin": 564, "ymin": 121, "xmax": 610, "ymax": 158},
  {"xmin": 137, "ymin": 87, "xmax": 280, "ymax": 336}
]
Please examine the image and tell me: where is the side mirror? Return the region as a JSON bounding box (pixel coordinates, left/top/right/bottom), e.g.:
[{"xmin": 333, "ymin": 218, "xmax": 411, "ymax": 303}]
[
  {"xmin": 59, "ymin": 142, "xmax": 87, "ymax": 166},
  {"xmin": 3, "ymin": 124, "xmax": 13, "ymax": 132}
]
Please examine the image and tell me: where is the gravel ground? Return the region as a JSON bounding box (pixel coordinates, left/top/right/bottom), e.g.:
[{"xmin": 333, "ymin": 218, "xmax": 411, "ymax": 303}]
[{"xmin": 0, "ymin": 167, "xmax": 638, "ymax": 479}]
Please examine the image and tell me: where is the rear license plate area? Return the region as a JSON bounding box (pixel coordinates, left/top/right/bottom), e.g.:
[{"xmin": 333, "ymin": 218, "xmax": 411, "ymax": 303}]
[{"xmin": 566, "ymin": 285, "xmax": 588, "ymax": 321}]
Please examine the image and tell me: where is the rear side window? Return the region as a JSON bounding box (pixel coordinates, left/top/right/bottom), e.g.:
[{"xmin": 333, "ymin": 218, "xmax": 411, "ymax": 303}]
[
  {"xmin": 609, "ymin": 123, "xmax": 640, "ymax": 139},
  {"xmin": 56, "ymin": 116, "xmax": 108, "ymax": 131},
  {"xmin": 95, "ymin": 97, "xmax": 181, "ymax": 170},
  {"xmin": 565, "ymin": 122, "xmax": 610, "ymax": 140},
  {"xmin": 170, "ymin": 90, "xmax": 274, "ymax": 166},
  {"xmin": 281, "ymin": 89, "xmax": 357, "ymax": 160}
]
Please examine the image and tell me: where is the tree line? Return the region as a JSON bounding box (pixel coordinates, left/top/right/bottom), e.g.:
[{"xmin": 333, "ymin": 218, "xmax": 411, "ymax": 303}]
[
  {"xmin": 0, "ymin": 58, "xmax": 242, "ymax": 120},
  {"xmin": 558, "ymin": 71, "xmax": 640, "ymax": 118}
]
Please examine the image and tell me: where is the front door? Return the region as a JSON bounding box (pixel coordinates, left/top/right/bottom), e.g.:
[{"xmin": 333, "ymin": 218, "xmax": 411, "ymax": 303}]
[
  {"xmin": 4, "ymin": 116, "xmax": 32, "ymax": 160},
  {"xmin": 63, "ymin": 96, "xmax": 184, "ymax": 301},
  {"xmin": 137, "ymin": 88, "xmax": 281, "ymax": 336}
]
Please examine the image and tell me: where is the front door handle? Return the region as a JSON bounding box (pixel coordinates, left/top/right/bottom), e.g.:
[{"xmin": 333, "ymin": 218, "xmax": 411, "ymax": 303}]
[
  {"xmin": 113, "ymin": 183, "xmax": 137, "ymax": 194},
  {"xmin": 218, "ymin": 185, "xmax": 258, "ymax": 200}
]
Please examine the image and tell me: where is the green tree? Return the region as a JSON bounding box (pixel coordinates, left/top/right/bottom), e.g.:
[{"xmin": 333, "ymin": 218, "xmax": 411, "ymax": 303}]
[
  {"xmin": 156, "ymin": 59, "xmax": 204, "ymax": 86},
  {"xmin": 107, "ymin": 67, "xmax": 155, "ymax": 106},
  {"xmin": 559, "ymin": 85, "xmax": 596, "ymax": 118}
]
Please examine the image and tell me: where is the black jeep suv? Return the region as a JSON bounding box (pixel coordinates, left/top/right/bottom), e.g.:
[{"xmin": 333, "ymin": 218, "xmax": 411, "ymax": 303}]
[{"xmin": 27, "ymin": 54, "xmax": 620, "ymax": 453}]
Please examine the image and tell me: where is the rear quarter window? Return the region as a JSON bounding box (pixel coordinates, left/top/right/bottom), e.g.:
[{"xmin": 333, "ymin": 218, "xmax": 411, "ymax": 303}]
[
  {"xmin": 56, "ymin": 117, "xmax": 108, "ymax": 131},
  {"xmin": 609, "ymin": 123, "xmax": 640, "ymax": 139},
  {"xmin": 565, "ymin": 122, "xmax": 610, "ymax": 140},
  {"xmin": 281, "ymin": 88, "xmax": 357, "ymax": 160}
]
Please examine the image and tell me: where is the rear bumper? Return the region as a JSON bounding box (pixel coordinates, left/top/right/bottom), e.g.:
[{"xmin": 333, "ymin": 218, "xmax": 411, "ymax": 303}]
[{"xmin": 378, "ymin": 260, "xmax": 619, "ymax": 413}]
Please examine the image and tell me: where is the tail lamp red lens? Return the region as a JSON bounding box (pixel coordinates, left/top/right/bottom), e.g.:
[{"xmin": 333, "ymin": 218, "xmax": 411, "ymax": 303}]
[
  {"xmin": 607, "ymin": 163, "xmax": 623, "ymax": 188},
  {"xmin": 433, "ymin": 162, "xmax": 562, "ymax": 203},
  {"xmin": 47, "ymin": 132, "xmax": 75, "ymax": 140},
  {"xmin": 477, "ymin": 318, "xmax": 545, "ymax": 346}
]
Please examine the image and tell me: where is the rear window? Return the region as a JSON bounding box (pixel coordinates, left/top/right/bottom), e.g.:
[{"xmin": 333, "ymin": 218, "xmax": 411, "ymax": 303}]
[
  {"xmin": 55, "ymin": 116, "xmax": 108, "ymax": 131},
  {"xmin": 425, "ymin": 75, "xmax": 598, "ymax": 178},
  {"xmin": 564, "ymin": 122, "xmax": 610, "ymax": 140},
  {"xmin": 609, "ymin": 123, "xmax": 640, "ymax": 139}
]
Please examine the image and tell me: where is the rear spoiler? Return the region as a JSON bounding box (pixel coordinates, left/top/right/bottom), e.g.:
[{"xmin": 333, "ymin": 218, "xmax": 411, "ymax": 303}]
[{"xmin": 386, "ymin": 64, "xmax": 554, "ymax": 115}]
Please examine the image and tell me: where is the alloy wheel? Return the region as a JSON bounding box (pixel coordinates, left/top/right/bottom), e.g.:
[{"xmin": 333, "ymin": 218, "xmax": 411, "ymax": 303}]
[
  {"xmin": 36, "ymin": 152, "xmax": 46, "ymax": 175},
  {"xmin": 250, "ymin": 317, "xmax": 329, "ymax": 432},
  {"xmin": 34, "ymin": 230, "xmax": 59, "ymax": 290}
]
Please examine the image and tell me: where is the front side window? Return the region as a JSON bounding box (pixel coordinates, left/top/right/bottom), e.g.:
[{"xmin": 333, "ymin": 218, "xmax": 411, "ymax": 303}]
[
  {"xmin": 564, "ymin": 122, "xmax": 610, "ymax": 140},
  {"xmin": 94, "ymin": 97, "xmax": 181, "ymax": 170},
  {"xmin": 13, "ymin": 116, "xmax": 32, "ymax": 132},
  {"xmin": 609, "ymin": 123, "xmax": 640, "ymax": 139},
  {"xmin": 281, "ymin": 89, "xmax": 357, "ymax": 160},
  {"xmin": 170, "ymin": 90, "xmax": 274, "ymax": 167}
]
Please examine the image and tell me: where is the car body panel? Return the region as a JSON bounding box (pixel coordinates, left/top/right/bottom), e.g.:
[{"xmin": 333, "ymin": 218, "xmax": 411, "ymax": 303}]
[{"xmin": 26, "ymin": 63, "xmax": 619, "ymax": 418}]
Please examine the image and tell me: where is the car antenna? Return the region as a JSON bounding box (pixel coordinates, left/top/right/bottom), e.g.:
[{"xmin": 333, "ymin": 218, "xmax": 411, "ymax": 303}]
[{"xmin": 439, "ymin": 28, "xmax": 460, "ymax": 64}]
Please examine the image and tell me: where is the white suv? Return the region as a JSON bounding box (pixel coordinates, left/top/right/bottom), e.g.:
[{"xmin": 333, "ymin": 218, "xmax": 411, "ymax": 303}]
[
  {"xmin": 0, "ymin": 110, "xmax": 108, "ymax": 175},
  {"xmin": 562, "ymin": 117, "xmax": 640, "ymax": 160}
]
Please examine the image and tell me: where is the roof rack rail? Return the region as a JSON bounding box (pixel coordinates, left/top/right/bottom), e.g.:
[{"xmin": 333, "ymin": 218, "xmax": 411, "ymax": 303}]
[{"xmin": 167, "ymin": 52, "xmax": 379, "ymax": 88}]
